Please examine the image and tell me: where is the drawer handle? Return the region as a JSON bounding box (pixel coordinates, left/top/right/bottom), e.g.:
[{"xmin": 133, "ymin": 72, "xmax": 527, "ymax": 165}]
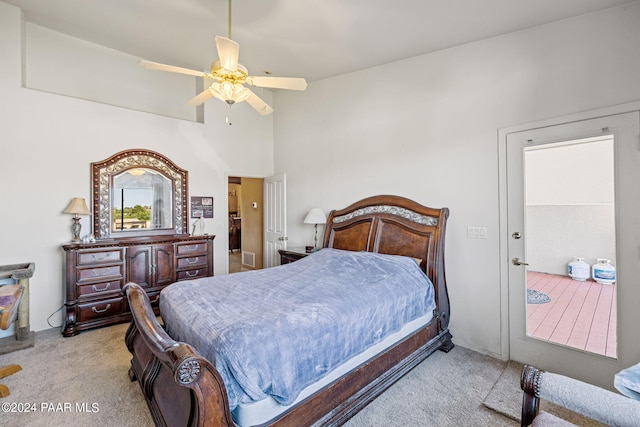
[
  {"xmin": 92, "ymin": 283, "xmax": 111, "ymax": 292},
  {"xmin": 184, "ymin": 245, "xmax": 199, "ymax": 252},
  {"xmin": 185, "ymin": 270, "xmax": 200, "ymax": 277},
  {"xmin": 91, "ymin": 304, "xmax": 112, "ymax": 314},
  {"xmin": 185, "ymin": 257, "xmax": 200, "ymax": 265},
  {"xmin": 91, "ymin": 269, "xmax": 110, "ymax": 277}
]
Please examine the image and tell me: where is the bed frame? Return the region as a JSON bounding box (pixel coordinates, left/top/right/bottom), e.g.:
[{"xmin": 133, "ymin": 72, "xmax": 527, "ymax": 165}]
[{"xmin": 124, "ymin": 194, "xmax": 453, "ymax": 427}]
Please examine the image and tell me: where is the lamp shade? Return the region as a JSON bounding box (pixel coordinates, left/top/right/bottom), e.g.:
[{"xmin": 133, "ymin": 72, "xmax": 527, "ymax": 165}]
[
  {"xmin": 63, "ymin": 198, "xmax": 90, "ymax": 216},
  {"xmin": 303, "ymin": 208, "xmax": 326, "ymax": 225}
]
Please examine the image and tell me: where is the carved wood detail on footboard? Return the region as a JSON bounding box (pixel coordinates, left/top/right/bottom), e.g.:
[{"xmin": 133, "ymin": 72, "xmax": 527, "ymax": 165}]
[{"xmin": 125, "ymin": 282, "xmax": 234, "ymax": 427}]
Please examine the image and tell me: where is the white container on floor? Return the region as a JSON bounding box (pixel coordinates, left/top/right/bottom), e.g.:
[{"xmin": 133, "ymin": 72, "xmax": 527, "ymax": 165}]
[
  {"xmin": 592, "ymin": 259, "xmax": 616, "ymax": 285},
  {"xmin": 568, "ymin": 257, "xmax": 590, "ymax": 281}
]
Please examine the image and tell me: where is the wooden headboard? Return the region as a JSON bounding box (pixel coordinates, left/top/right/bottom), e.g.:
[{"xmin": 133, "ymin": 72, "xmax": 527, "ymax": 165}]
[{"xmin": 323, "ymin": 194, "xmax": 450, "ymax": 329}]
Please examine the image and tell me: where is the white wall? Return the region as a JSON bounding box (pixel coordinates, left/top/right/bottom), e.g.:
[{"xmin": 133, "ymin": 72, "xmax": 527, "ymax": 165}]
[
  {"xmin": 0, "ymin": 2, "xmax": 274, "ymax": 333},
  {"xmin": 273, "ymin": 3, "xmax": 640, "ymax": 358},
  {"xmin": 24, "ymin": 23, "xmax": 198, "ymax": 121},
  {"xmin": 526, "ymin": 205, "xmax": 616, "ymax": 275}
]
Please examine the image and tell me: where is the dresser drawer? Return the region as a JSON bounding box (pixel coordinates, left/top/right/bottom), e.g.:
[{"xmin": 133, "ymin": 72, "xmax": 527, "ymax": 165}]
[
  {"xmin": 77, "ymin": 249, "xmax": 124, "ymax": 266},
  {"xmin": 77, "ymin": 297, "xmax": 125, "ymax": 322},
  {"xmin": 176, "ymin": 242, "xmax": 208, "ymax": 255},
  {"xmin": 176, "ymin": 255, "xmax": 207, "ymax": 269},
  {"xmin": 77, "ymin": 280, "xmax": 123, "ymax": 297},
  {"xmin": 176, "ymin": 267, "xmax": 209, "ymax": 281},
  {"xmin": 76, "ymin": 265, "xmax": 124, "ymax": 283}
]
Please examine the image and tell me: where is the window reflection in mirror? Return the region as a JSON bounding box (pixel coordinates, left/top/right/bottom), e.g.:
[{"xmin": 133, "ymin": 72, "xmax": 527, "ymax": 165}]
[{"xmin": 111, "ymin": 168, "xmax": 173, "ymax": 232}]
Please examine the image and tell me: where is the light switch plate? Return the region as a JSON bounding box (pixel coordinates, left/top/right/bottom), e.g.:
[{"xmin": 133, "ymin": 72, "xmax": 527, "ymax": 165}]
[{"xmin": 467, "ymin": 226, "xmax": 487, "ymax": 238}]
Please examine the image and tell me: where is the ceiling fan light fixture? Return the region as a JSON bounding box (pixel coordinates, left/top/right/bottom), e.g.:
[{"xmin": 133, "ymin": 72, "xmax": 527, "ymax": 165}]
[{"xmin": 210, "ymin": 81, "xmax": 250, "ymax": 105}]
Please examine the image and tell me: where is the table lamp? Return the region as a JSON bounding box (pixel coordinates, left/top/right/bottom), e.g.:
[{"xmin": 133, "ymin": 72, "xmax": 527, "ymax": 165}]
[
  {"xmin": 303, "ymin": 208, "xmax": 326, "ymax": 251},
  {"xmin": 63, "ymin": 198, "xmax": 91, "ymax": 243}
]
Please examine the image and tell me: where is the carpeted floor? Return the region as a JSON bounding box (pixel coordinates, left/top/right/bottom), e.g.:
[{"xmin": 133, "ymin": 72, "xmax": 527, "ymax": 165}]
[
  {"xmin": 1, "ymin": 323, "xmax": 526, "ymax": 426},
  {"xmin": 482, "ymin": 361, "xmax": 606, "ymax": 427},
  {"xmin": 0, "ymin": 323, "xmax": 153, "ymax": 427}
]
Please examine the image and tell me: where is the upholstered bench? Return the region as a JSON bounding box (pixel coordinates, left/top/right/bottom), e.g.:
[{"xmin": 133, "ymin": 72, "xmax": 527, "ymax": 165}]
[{"xmin": 520, "ymin": 364, "xmax": 640, "ymax": 427}]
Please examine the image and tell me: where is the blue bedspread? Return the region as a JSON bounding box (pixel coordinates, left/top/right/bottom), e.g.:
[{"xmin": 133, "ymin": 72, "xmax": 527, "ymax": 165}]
[{"xmin": 160, "ymin": 248, "xmax": 436, "ymax": 410}]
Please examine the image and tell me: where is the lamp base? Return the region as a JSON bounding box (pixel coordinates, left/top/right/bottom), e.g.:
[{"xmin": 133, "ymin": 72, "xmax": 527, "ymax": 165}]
[
  {"xmin": 313, "ymin": 224, "xmax": 319, "ymax": 250},
  {"xmin": 70, "ymin": 216, "xmax": 82, "ymax": 243}
]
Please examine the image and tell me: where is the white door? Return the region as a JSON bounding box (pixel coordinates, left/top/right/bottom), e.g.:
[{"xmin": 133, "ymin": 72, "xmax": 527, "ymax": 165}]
[
  {"xmin": 505, "ymin": 111, "xmax": 640, "ymax": 389},
  {"xmin": 264, "ymin": 174, "xmax": 286, "ymax": 268}
]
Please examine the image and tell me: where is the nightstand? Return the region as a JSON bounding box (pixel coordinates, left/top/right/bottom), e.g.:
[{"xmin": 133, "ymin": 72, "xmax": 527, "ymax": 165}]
[{"xmin": 278, "ymin": 247, "xmax": 310, "ymax": 265}]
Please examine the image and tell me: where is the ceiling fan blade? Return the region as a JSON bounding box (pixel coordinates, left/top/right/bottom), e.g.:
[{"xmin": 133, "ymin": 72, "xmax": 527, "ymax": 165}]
[
  {"xmin": 215, "ymin": 36, "xmax": 239, "ymax": 71},
  {"xmin": 187, "ymin": 88, "xmax": 215, "ymax": 106},
  {"xmin": 139, "ymin": 60, "xmax": 207, "ymax": 78},
  {"xmin": 246, "ymin": 90, "xmax": 274, "ymax": 115},
  {"xmin": 247, "ymin": 76, "xmax": 308, "ymax": 91}
]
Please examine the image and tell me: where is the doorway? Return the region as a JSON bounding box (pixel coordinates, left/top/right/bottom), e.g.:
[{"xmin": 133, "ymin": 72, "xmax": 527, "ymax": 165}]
[
  {"xmin": 228, "ymin": 176, "xmax": 264, "ymax": 273},
  {"xmin": 500, "ymin": 109, "xmax": 640, "ymax": 389}
]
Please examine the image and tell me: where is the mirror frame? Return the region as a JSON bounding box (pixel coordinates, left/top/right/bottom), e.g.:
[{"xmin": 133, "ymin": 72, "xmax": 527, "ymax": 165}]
[{"xmin": 91, "ymin": 149, "xmax": 188, "ymax": 239}]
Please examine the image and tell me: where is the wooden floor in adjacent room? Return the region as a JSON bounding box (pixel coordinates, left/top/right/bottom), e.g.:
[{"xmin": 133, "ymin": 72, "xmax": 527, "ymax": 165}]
[
  {"xmin": 229, "ymin": 251, "xmax": 256, "ymax": 274},
  {"xmin": 527, "ymin": 271, "xmax": 617, "ymax": 358}
]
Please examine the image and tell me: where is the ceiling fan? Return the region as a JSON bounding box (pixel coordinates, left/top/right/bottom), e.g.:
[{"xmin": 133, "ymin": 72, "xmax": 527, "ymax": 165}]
[{"xmin": 139, "ymin": 0, "xmax": 307, "ymax": 116}]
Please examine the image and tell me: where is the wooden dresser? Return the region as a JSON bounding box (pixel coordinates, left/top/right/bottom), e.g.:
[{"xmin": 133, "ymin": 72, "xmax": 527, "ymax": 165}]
[{"xmin": 62, "ymin": 234, "xmax": 214, "ymax": 337}]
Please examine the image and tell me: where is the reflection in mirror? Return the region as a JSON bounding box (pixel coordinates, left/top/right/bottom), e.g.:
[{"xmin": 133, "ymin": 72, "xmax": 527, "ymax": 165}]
[
  {"xmin": 112, "ymin": 169, "xmax": 173, "ymax": 232},
  {"xmin": 92, "ymin": 149, "xmax": 188, "ymax": 238}
]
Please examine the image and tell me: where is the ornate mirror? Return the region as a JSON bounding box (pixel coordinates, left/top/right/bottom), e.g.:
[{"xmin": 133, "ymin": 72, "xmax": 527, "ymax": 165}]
[{"xmin": 91, "ymin": 149, "xmax": 188, "ymax": 239}]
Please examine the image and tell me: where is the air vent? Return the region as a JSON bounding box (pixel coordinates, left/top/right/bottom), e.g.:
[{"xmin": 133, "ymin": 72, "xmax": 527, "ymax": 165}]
[{"xmin": 242, "ymin": 251, "xmax": 255, "ymax": 268}]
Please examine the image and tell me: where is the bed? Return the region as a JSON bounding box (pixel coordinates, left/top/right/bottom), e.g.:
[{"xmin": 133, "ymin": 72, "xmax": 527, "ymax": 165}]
[{"xmin": 124, "ymin": 194, "xmax": 453, "ymax": 427}]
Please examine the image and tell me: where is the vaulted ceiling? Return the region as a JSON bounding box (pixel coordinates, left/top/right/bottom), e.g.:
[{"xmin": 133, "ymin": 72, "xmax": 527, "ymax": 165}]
[{"xmin": 4, "ymin": 0, "xmax": 636, "ymax": 82}]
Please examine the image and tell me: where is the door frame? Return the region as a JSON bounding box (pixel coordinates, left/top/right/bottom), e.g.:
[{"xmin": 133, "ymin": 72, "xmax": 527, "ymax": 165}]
[
  {"xmin": 498, "ymin": 100, "xmax": 640, "ymax": 366},
  {"xmin": 225, "ymin": 173, "xmax": 267, "ymax": 274}
]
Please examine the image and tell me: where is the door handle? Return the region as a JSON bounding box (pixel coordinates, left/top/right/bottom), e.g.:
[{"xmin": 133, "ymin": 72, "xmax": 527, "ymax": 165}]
[
  {"xmin": 512, "ymin": 257, "xmax": 529, "ymax": 266},
  {"xmin": 278, "ymin": 236, "xmax": 288, "ymax": 241}
]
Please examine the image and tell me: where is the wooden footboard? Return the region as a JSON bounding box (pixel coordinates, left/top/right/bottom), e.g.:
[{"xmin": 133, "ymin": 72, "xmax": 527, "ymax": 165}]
[
  {"xmin": 125, "ymin": 283, "xmax": 235, "ymax": 427},
  {"xmin": 125, "ymin": 282, "xmax": 452, "ymax": 427}
]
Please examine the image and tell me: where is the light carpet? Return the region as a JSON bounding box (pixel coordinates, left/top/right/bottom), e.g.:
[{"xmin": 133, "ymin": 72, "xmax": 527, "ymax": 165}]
[{"xmin": 1, "ymin": 323, "xmax": 524, "ymax": 426}]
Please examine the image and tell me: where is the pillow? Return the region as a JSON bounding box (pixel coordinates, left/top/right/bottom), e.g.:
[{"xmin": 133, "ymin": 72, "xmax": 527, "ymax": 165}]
[{"xmin": 614, "ymin": 362, "xmax": 640, "ymax": 400}]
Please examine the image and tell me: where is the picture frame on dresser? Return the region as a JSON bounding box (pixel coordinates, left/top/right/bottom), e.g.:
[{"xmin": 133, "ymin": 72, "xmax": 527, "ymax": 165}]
[{"xmin": 61, "ymin": 149, "xmax": 215, "ymax": 337}]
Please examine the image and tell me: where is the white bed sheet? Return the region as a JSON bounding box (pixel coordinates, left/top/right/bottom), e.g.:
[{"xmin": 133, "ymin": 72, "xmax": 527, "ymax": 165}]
[{"xmin": 232, "ymin": 311, "xmax": 434, "ymax": 426}]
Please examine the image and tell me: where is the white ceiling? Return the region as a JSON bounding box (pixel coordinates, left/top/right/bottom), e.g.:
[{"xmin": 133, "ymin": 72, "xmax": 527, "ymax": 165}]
[{"xmin": 4, "ymin": 0, "xmax": 637, "ymax": 82}]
